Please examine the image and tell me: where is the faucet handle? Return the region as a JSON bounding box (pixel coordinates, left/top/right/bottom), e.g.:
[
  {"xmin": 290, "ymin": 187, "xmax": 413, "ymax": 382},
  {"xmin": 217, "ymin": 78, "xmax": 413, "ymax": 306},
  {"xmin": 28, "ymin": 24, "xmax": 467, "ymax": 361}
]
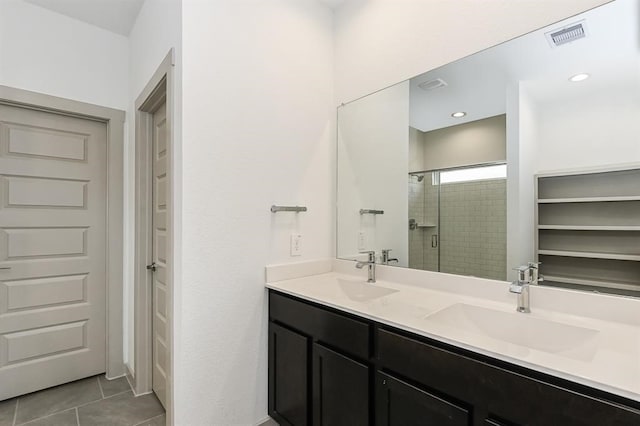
[
  {"xmin": 527, "ymin": 261, "xmax": 541, "ymax": 269},
  {"xmin": 359, "ymin": 250, "xmax": 376, "ymax": 262},
  {"xmin": 512, "ymin": 265, "xmax": 531, "ymax": 282}
]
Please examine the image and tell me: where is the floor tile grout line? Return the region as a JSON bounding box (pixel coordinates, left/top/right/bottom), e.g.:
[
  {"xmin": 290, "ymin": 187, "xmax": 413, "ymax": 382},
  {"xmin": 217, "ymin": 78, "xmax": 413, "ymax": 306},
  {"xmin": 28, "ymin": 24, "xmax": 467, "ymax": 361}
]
[
  {"xmin": 15, "ymin": 408, "xmax": 76, "ymax": 426},
  {"xmin": 73, "ymin": 389, "xmax": 134, "ymax": 412},
  {"xmin": 133, "ymin": 413, "xmax": 165, "ymax": 426},
  {"xmin": 9, "ymin": 376, "xmax": 142, "ymax": 426},
  {"xmin": 12, "ymin": 398, "xmax": 18, "ymax": 426},
  {"xmin": 96, "ymin": 376, "xmax": 105, "ymax": 399},
  {"xmin": 101, "ymin": 388, "xmax": 134, "ymax": 400}
]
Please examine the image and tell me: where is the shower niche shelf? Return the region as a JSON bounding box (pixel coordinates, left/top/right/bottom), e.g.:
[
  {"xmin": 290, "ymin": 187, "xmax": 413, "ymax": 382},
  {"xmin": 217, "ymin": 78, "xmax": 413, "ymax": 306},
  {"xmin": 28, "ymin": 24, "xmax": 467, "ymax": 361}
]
[
  {"xmin": 416, "ymin": 223, "xmax": 437, "ymax": 228},
  {"xmin": 535, "ymin": 166, "xmax": 640, "ymax": 295}
]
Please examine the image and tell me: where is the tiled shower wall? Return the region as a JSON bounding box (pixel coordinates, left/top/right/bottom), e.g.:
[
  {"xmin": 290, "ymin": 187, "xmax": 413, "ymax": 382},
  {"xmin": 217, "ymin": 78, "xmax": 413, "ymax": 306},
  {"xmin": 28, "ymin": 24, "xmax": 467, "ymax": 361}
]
[
  {"xmin": 439, "ymin": 179, "xmax": 506, "ymax": 280},
  {"xmin": 408, "ymin": 177, "xmax": 507, "ymax": 281}
]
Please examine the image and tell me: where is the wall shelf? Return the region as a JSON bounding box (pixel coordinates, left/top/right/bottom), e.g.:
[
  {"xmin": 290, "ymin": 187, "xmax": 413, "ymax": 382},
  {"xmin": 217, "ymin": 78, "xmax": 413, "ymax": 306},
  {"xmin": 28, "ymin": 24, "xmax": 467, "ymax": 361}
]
[
  {"xmin": 535, "ymin": 166, "xmax": 640, "ymax": 295},
  {"xmin": 538, "ymin": 225, "xmax": 640, "ymax": 231},
  {"xmin": 538, "ymin": 249, "xmax": 640, "ymax": 262},
  {"xmin": 537, "ymin": 196, "xmax": 640, "ymax": 203},
  {"xmin": 543, "ymin": 275, "xmax": 640, "ymax": 293}
]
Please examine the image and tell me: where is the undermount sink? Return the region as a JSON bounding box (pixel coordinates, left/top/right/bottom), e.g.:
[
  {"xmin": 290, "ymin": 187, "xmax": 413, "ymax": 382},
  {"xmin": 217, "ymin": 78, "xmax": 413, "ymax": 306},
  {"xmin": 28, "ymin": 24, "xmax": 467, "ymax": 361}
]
[
  {"xmin": 425, "ymin": 303, "xmax": 600, "ymax": 357},
  {"xmin": 337, "ymin": 279, "xmax": 399, "ymax": 302}
]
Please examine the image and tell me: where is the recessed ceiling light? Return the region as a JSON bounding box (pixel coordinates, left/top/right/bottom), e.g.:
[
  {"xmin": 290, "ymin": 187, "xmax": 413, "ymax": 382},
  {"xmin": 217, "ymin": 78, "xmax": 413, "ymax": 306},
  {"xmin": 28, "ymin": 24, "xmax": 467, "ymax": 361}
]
[
  {"xmin": 569, "ymin": 73, "xmax": 590, "ymax": 82},
  {"xmin": 451, "ymin": 112, "xmax": 466, "ymax": 118}
]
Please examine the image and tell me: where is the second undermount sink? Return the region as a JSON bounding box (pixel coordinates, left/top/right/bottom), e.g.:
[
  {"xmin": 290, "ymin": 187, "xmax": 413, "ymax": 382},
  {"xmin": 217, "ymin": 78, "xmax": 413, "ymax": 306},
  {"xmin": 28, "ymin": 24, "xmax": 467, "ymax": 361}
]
[
  {"xmin": 425, "ymin": 303, "xmax": 599, "ymax": 357},
  {"xmin": 337, "ymin": 279, "xmax": 399, "ymax": 302}
]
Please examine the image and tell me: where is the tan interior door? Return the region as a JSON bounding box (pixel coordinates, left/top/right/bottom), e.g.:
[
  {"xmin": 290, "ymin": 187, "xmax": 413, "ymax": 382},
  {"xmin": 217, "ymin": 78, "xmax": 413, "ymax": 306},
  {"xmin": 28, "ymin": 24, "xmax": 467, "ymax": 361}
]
[
  {"xmin": 0, "ymin": 104, "xmax": 107, "ymax": 400},
  {"xmin": 151, "ymin": 101, "xmax": 169, "ymax": 408}
]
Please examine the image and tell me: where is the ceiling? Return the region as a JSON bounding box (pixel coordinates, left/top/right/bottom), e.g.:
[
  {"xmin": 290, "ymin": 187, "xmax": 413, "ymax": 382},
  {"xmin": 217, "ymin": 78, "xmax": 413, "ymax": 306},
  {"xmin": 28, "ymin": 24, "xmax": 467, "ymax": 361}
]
[
  {"xmin": 317, "ymin": 0, "xmax": 349, "ymax": 9},
  {"xmin": 23, "ymin": 0, "xmax": 145, "ymax": 36},
  {"xmin": 409, "ymin": 0, "xmax": 640, "ymax": 132}
]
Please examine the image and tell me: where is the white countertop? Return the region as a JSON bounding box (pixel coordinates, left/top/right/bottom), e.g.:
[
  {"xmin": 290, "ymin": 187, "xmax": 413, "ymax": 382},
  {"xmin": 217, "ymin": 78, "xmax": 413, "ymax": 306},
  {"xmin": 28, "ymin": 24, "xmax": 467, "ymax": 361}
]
[{"xmin": 265, "ymin": 259, "xmax": 640, "ymax": 403}]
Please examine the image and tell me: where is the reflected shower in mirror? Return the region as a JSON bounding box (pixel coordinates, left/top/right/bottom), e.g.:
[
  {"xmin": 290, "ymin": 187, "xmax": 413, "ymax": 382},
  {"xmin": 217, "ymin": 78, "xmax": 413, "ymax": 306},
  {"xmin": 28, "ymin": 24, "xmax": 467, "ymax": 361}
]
[
  {"xmin": 408, "ymin": 163, "xmax": 507, "ymax": 281},
  {"xmin": 336, "ymin": 0, "xmax": 640, "ymax": 296}
]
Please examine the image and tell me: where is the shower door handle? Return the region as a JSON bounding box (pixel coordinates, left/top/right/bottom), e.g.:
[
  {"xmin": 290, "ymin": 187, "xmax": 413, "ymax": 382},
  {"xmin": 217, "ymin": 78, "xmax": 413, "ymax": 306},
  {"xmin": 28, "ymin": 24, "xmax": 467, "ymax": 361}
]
[{"xmin": 431, "ymin": 234, "xmax": 438, "ymax": 248}]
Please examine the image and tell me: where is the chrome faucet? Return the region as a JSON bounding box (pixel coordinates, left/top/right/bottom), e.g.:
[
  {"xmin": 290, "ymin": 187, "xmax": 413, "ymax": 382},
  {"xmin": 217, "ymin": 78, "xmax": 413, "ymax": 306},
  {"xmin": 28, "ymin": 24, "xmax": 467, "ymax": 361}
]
[
  {"xmin": 509, "ymin": 262, "xmax": 543, "ymax": 313},
  {"xmin": 356, "ymin": 251, "xmax": 376, "ymax": 283},
  {"xmin": 381, "ymin": 249, "xmax": 399, "ymax": 265}
]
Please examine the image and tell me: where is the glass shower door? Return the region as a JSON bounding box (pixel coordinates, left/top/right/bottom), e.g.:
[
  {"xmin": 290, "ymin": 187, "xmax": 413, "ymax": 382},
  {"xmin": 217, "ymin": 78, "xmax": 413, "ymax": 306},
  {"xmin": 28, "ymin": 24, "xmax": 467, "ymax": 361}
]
[{"xmin": 408, "ymin": 171, "xmax": 440, "ymax": 272}]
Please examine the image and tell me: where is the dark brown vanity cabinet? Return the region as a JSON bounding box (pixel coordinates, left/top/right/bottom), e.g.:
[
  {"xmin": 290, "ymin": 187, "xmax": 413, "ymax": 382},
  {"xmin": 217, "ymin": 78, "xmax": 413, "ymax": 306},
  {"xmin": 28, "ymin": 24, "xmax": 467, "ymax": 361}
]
[
  {"xmin": 269, "ymin": 291, "xmax": 370, "ymax": 426},
  {"xmin": 376, "ymin": 328, "xmax": 640, "ymax": 426},
  {"xmin": 269, "ymin": 290, "xmax": 640, "ymax": 426}
]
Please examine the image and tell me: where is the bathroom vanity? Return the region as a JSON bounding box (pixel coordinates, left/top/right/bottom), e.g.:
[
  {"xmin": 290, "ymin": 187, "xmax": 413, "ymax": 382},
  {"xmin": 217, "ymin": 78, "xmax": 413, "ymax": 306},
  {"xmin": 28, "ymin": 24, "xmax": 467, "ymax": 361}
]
[
  {"xmin": 269, "ymin": 1, "xmax": 640, "ymax": 424},
  {"xmin": 266, "ymin": 262, "xmax": 640, "ymax": 426}
]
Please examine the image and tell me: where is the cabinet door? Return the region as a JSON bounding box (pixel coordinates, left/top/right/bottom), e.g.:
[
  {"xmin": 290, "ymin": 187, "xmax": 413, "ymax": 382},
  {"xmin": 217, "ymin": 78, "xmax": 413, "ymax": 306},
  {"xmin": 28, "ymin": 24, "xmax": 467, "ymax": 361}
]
[
  {"xmin": 269, "ymin": 322, "xmax": 309, "ymax": 426},
  {"xmin": 484, "ymin": 419, "xmax": 511, "ymax": 426},
  {"xmin": 312, "ymin": 343, "xmax": 369, "ymax": 426},
  {"xmin": 376, "ymin": 372, "xmax": 469, "ymax": 426}
]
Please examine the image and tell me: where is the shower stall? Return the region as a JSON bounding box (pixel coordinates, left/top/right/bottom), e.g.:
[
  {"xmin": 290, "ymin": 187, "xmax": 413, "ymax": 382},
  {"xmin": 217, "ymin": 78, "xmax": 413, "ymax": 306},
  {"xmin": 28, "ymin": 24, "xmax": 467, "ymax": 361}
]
[{"xmin": 408, "ymin": 164, "xmax": 507, "ymax": 281}]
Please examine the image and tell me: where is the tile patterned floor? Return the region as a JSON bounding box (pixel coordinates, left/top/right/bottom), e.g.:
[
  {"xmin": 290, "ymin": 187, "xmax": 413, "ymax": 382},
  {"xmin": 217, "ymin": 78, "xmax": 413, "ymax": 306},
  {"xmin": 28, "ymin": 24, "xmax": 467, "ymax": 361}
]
[{"xmin": 0, "ymin": 375, "xmax": 165, "ymax": 426}]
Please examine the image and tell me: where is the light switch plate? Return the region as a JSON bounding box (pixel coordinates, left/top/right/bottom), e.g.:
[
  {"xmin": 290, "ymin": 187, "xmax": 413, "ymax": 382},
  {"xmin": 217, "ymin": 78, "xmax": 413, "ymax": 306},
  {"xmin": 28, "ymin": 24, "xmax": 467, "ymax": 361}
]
[
  {"xmin": 290, "ymin": 234, "xmax": 302, "ymax": 256},
  {"xmin": 358, "ymin": 231, "xmax": 366, "ymax": 251}
]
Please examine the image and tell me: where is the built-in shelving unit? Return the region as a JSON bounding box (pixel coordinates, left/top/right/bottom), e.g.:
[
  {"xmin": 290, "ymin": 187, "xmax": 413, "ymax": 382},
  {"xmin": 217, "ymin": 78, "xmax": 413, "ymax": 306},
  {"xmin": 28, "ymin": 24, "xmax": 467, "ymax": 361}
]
[{"xmin": 535, "ymin": 166, "xmax": 640, "ymax": 295}]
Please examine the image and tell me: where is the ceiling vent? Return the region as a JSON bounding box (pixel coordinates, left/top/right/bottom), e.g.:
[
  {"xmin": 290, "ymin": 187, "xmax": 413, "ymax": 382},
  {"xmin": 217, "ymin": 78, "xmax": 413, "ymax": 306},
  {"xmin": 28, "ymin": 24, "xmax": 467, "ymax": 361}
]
[
  {"xmin": 418, "ymin": 78, "xmax": 448, "ymax": 91},
  {"xmin": 545, "ymin": 20, "xmax": 587, "ymax": 48}
]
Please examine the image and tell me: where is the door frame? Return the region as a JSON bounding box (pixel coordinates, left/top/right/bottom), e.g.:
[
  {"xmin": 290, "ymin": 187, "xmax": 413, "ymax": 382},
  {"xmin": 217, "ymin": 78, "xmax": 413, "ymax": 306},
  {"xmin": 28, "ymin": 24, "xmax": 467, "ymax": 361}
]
[
  {"xmin": 0, "ymin": 84, "xmax": 126, "ymax": 379},
  {"xmin": 133, "ymin": 50, "xmax": 175, "ymax": 419}
]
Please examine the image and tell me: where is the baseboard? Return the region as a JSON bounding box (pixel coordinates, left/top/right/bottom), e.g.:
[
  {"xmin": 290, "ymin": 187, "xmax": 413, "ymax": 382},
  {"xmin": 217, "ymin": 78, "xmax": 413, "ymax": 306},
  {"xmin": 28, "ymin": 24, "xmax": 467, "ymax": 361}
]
[{"xmin": 256, "ymin": 416, "xmax": 279, "ymax": 426}]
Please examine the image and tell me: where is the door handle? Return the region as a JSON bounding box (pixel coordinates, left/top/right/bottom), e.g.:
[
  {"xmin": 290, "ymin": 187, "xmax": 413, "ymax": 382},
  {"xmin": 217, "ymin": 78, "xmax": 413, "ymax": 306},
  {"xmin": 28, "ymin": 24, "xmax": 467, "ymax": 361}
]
[
  {"xmin": 0, "ymin": 267, "xmax": 11, "ymax": 270},
  {"xmin": 146, "ymin": 263, "xmax": 157, "ymax": 272}
]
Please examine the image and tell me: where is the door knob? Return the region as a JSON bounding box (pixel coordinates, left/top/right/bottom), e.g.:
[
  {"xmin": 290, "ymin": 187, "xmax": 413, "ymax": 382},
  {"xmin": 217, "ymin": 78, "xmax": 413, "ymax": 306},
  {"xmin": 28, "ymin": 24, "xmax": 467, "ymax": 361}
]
[{"xmin": 146, "ymin": 263, "xmax": 157, "ymax": 272}]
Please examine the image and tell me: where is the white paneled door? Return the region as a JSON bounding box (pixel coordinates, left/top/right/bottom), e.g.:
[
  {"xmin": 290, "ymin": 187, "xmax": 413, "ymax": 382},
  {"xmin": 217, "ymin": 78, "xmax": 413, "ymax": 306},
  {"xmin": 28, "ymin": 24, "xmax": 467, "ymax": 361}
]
[
  {"xmin": 0, "ymin": 104, "xmax": 107, "ymax": 400},
  {"xmin": 151, "ymin": 101, "xmax": 169, "ymax": 408}
]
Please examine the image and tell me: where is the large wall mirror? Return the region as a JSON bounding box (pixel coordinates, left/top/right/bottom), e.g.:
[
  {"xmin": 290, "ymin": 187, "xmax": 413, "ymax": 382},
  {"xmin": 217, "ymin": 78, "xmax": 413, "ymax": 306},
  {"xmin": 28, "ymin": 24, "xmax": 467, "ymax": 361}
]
[{"xmin": 337, "ymin": 0, "xmax": 640, "ymax": 296}]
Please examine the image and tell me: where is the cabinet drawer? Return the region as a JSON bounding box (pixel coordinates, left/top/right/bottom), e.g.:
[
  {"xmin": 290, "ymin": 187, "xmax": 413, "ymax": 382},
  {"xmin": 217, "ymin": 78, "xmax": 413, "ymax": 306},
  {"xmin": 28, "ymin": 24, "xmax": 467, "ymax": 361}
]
[
  {"xmin": 377, "ymin": 328, "xmax": 640, "ymax": 426},
  {"xmin": 269, "ymin": 291, "xmax": 370, "ymax": 359}
]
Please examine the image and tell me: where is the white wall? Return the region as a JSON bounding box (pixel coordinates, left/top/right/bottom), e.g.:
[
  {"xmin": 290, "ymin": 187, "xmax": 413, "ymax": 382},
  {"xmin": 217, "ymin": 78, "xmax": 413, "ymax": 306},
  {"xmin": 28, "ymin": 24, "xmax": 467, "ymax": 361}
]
[
  {"xmin": 508, "ymin": 85, "xmax": 538, "ymax": 279},
  {"xmin": 178, "ymin": 0, "xmax": 333, "ymax": 424},
  {"xmin": 408, "ymin": 126, "xmax": 424, "ymax": 173},
  {"xmin": 0, "ymin": 0, "xmax": 128, "ymax": 110},
  {"xmin": 422, "ymin": 115, "xmax": 506, "ymax": 171},
  {"xmin": 333, "ymin": 0, "xmax": 612, "ymax": 104},
  {"xmin": 533, "ymin": 85, "xmax": 640, "ymax": 172},
  {"xmin": 337, "ymin": 81, "xmax": 410, "ymax": 266},
  {"xmin": 125, "ymin": 0, "xmax": 182, "ymax": 381}
]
